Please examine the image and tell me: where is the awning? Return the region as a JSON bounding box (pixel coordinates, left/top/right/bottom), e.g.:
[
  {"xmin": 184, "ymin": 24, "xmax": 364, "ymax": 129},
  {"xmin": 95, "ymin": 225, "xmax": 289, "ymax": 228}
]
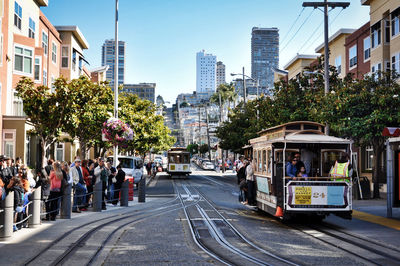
[{"xmin": 382, "ymin": 127, "xmax": 400, "ymax": 137}]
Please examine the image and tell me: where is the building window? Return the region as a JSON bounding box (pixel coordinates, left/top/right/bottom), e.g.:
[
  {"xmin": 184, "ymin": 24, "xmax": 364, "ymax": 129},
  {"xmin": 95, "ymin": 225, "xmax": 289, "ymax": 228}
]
[
  {"xmin": 14, "ymin": 2, "xmax": 22, "ymax": 30},
  {"xmin": 13, "ymin": 91, "xmax": 24, "ymax": 116},
  {"xmin": 364, "ymin": 36, "xmax": 371, "ymax": 61},
  {"xmin": 349, "ymin": 45, "xmax": 357, "ymax": 68},
  {"xmin": 43, "ymin": 69, "xmax": 47, "ymax": 86},
  {"xmin": 51, "ymin": 42, "xmax": 57, "ymax": 64},
  {"xmin": 335, "ymin": 55, "xmax": 342, "ymax": 74},
  {"xmin": 28, "ymin": 18, "xmax": 35, "ymax": 39},
  {"xmin": 372, "ymin": 62, "xmax": 382, "ymax": 79},
  {"xmin": 72, "ymin": 50, "xmax": 76, "ymax": 70},
  {"xmin": 14, "ymin": 46, "xmax": 33, "ymax": 74},
  {"xmin": 371, "ymin": 21, "xmax": 381, "ymax": 49},
  {"xmin": 34, "ymin": 56, "xmax": 41, "ymax": 82},
  {"xmin": 3, "ymin": 130, "xmax": 16, "ymax": 160},
  {"xmin": 55, "ymin": 143, "xmax": 64, "ymax": 162},
  {"xmin": 51, "ymin": 76, "xmax": 55, "ymax": 93},
  {"xmin": 392, "ymin": 53, "xmax": 400, "ymax": 74},
  {"xmin": 61, "ymin": 46, "xmax": 69, "ymax": 68},
  {"xmin": 42, "ymin": 32, "xmax": 48, "ymax": 56},
  {"xmin": 365, "ymin": 146, "xmax": 373, "ymax": 171},
  {"xmin": 393, "ymin": 8, "xmax": 400, "ymax": 37}
]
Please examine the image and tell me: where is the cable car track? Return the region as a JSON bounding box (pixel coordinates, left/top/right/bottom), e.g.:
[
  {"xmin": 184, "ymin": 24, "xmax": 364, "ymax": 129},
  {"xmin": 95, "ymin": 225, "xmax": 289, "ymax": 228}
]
[{"xmin": 175, "ymin": 180, "xmax": 300, "ymax": 266}]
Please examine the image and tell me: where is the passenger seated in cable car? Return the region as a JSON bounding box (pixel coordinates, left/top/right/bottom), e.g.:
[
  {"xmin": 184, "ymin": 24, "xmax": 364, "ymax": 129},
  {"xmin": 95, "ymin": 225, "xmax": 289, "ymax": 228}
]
[
  {"xmin": 296, "ymin": 166, "xmax": 308, "ymax": 180},
  {"xmin": 286, "ymin": 156, "xmax": 298, "ymax": 179}
]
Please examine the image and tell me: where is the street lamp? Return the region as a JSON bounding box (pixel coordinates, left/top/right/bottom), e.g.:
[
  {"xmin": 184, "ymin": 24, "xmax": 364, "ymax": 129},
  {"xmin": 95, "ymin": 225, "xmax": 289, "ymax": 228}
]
[{"xmin": 231, "ymin": 69, "xmax": 260, "ymax": 105}]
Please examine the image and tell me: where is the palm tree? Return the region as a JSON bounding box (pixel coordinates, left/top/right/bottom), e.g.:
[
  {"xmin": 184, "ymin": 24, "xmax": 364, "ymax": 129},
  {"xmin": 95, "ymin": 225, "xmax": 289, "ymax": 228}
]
[{"xmin": 210, "ymin": 83, "xmax": 237, "ymax": 118}]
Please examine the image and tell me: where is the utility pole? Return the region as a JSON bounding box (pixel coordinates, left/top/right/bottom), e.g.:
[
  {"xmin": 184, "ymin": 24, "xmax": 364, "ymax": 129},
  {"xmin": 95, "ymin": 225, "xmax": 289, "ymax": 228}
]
[
  {"xmin": 205, "ymin": 105, "xmax": 212, "ymax": 162},
  {"xmin": 218, "ymin": 92, "xmax": 225, "ymax": 172},
  {"xmin": 302, "ymin": 0, "xmax": 349, "ymax": 135},
  {"xmin": 113, "ymin": 0, "xmax": 119, "ymax": 166},
  {"xmin": 242, "ymin": 67, "xmax": 247, "ymax": 107},
  {"xmin": 198, "ymin": 105, "xmax": 201, "ymax": 156}
]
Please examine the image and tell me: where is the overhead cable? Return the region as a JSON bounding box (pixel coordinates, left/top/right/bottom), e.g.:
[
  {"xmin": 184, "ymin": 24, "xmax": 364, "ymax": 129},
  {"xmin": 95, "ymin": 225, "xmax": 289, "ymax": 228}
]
[
  {"xmin": 280, "ymin": 8, "xmax": 315, "ymax": 53},
  {"xmin": 280, "ymin": 7, "xmax": 306, "ymax": 45}
]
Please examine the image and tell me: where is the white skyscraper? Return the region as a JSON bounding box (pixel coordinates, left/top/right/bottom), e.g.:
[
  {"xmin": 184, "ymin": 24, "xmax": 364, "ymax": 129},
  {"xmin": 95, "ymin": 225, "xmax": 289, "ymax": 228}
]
[{"xmin": 196, "ymin": 50, "xmax": 216, "ymax": 93}]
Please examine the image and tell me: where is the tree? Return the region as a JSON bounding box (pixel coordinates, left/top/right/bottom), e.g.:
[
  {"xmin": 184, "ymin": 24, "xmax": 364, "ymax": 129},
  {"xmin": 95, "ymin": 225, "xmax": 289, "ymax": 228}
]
[
  {"xmin": 15, "ymin": 77, "xmax": 73, "ymax": 167},
  {"xmin": 199, "ymin": 144, "xmax": 209, "ymax": 156},
  {"xmin": 187, "ymin": 143, "xmax": 198, "ymax": 155},
  {"xmin": 119, "ymin": 93, "xmax": 175, "ymax": 156},
  {"xmin": 63, "ymin": 77, "xmax": 114, "ymax": 159},
  {"xmin": 321, "ymin": 71, "xmax": 400, "ymax": 198}
]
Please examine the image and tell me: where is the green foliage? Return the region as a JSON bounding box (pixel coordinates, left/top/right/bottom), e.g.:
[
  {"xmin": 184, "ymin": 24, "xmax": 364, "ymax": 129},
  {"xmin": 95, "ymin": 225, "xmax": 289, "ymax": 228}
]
[
  {"xmin": 187, "ymin": 143, "xmax": 198, "ymax": 155},
  {"xmin": 199, "ymin": 144, "xmax": 209, "ymax": 155},
  {"xmin": 119, "ymin": 93, "xmax": 175, "ymax": 155}
]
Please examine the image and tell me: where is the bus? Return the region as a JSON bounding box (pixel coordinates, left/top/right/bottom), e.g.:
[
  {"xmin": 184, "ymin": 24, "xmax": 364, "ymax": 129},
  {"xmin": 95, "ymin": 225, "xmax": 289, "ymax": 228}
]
[
  {"xmin": 167, "ymin": 147, "xmax": 191, "ymax": 178},
  {"xmin": 248, "ymin": 121, "xmax": 353, "ymax": 220}
]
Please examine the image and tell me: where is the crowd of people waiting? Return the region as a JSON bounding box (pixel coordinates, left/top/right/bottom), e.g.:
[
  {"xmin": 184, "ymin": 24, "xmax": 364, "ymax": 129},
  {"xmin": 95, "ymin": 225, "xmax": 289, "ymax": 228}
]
[{"xmin": 0, "ymin": 156, "xmax": 126, "ymax": 232}]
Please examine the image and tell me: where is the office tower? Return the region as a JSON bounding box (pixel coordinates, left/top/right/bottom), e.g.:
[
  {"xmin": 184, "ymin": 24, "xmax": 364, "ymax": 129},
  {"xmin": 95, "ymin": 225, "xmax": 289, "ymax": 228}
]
[
  {"xmin": 122, "ymin": 83, "xmax": 156, "ymax": 103},
  {"xmin": 196, "ymin": 50, "xmax": 216, "ymax": 93},
  {"xmin": 216, "ymin": 61, "xmax": 226, "ymax": 88},
  {"xmin": 251, "ymin": 27, "xmax": 279, "ymax": 94},
  {"xmin": 101, "ymin": 39, "xmax": 125, "ymax": 87}
]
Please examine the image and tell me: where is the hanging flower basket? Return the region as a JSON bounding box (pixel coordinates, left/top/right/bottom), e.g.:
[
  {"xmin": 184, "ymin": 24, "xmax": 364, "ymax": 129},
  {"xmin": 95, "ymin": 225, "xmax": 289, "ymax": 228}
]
[{"xmin": 102, "ymin": 118, "xmax": 134, "ymax": 148}]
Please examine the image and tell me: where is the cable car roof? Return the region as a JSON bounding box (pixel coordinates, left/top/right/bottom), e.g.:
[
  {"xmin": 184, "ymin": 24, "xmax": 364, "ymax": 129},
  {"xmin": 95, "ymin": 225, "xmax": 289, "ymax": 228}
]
[{"xmin": 270, "ymin": 133, "xmax": 352, "ymax": 144}]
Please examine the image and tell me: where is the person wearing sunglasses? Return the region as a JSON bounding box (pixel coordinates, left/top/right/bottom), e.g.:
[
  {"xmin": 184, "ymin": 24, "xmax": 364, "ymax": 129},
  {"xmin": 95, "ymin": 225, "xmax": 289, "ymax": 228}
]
[{"xmin": 286, "ymin": 156, "xmax": 298, "ymax": 179}]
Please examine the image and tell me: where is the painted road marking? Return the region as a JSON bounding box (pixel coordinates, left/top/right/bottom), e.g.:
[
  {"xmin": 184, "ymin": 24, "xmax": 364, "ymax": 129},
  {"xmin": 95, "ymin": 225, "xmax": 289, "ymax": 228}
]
[{"xmin": 353, "ymin": 210, "xmax": 400, "ymax": 231}]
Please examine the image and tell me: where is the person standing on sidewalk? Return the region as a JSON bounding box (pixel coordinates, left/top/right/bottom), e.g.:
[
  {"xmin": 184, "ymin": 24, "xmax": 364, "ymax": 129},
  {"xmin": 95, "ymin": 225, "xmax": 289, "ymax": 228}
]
[
  {"xmin": 112, "ymin": 164, "xmax": 125, "ymax": 205},
  {"xmin": 47, "ymin": 162, "xmax": 63, "ymax": 221},
  {"xmin": 70, "ymin": 158, "xmax": 87, "ymax": 212},
  {"xmin": 94, "ymin": 158, "xmax": 108, "ymax": 210}
]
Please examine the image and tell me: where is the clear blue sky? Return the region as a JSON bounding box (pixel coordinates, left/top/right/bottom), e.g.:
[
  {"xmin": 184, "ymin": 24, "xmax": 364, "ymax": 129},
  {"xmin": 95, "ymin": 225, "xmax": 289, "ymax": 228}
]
[{"xmin": 42, "ymin": 0, "xmax": 369, "ymax": 105}]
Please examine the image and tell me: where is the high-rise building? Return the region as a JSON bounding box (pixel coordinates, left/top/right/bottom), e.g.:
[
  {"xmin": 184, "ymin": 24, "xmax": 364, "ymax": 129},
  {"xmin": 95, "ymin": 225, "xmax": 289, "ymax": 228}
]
[
  {"xmin": 216, "ymin": 61, "xmax": 226, "ymax": 88},
  {"xmin": 101, "ymin": 39, "xmax": 125, "ymax": 87},
  {"xmin": 251, "ymin": 27, "xmax": 279, "ymax": 94},
  {"xmin": 122, "ymin": 83, "xmax": 156, "ymax": 103},
  {"xmin": 196, "ymin": 50, "xmax": 216, "ymax": 93}
]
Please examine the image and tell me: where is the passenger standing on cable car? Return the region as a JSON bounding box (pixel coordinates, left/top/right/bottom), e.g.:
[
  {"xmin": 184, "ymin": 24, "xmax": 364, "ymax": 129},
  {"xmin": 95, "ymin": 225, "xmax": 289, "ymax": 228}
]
[
  {"xmin": 246, "ymin": 158, "xmax": 256, "ymax": 206},
  {"xmin": 293, "ymin": 152, "xmax": 305, "ymax": 174}
]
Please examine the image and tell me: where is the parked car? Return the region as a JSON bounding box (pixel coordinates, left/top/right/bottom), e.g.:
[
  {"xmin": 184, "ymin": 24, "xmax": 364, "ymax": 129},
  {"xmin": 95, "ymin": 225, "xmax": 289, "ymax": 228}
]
[
  {"xmin": 108, "ymin": 156, "xmax": 144, "ymax": 184},
  {"xmin": 202, "ymin": 160, "xmax": 215, "ymax": 170}
]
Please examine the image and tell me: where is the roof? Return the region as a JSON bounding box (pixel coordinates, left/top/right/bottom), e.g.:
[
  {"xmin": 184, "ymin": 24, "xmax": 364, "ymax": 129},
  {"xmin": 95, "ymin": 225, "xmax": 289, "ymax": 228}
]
[
  {"xmin": 382, "ymin": 127, "xmax": 400, "ymax": 137},
  {"xmin": 273, "ymin": 67, "xmax": 288, "ymax": 75},
  {"xmin": 55, "ymin": 26, "xmax": 89, "ymax": 49},
  {"xmin": 283, "ymin": 54, "xmax": 319, "ymax": 70},
  {"xmin": 258, "ymin": 121, "xmax": 324, "ymax": 135},
  {"xmin": 315, "ymin": 28, "xmax": 356, "ymax": 53},
  {"xmin": 270, "ymin": 133, "xmax": 352, "ymax": 144},
  {"xmin": 90, "ymin": 65, "xmax": 109, "ymax": 73},
  {"xmin": 34, "ymin": 0, "xmax": 48, "ymax": 7}
]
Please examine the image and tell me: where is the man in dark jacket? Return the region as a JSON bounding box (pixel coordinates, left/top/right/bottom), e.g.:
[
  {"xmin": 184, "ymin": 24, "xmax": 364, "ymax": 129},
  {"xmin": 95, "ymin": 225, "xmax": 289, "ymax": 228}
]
[
  {"xmin": 112, "ymin": 165, "xmax": 125, "ymax": 205},
  {"xmin": 2, "ymin": 156, "xmax": 14, "ymax": 190}
]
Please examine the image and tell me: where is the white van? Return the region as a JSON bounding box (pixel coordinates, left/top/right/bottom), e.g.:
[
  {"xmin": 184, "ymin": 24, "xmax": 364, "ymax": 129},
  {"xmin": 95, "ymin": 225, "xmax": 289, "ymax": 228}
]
[{"xmin": 108, "ymin": 156, "xmax": 144, "ymax": 184}]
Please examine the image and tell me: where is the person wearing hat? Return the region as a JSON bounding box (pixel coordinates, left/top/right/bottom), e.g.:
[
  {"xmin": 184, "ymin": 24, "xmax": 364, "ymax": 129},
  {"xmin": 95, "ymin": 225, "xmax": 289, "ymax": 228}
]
[
  {"xmin": 70, "ymin": 158, "xmax": 87, "ymax": 212},
  {"xmin": 94, "ymin": 158, "xmax": 108, "ymax": 210}
]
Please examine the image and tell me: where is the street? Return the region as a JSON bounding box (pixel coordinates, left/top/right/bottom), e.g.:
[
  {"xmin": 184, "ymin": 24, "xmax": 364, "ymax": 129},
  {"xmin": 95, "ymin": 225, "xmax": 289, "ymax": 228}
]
[{"xmin": 1, "ymin": 164, "xmax": 400, "ymax": 265}]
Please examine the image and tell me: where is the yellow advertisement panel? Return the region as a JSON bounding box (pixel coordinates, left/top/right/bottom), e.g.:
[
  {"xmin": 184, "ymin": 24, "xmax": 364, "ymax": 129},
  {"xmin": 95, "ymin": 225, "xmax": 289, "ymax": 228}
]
[{"xmin": 295, "ymin": 187, "xmax": 312, "ymax": 205}]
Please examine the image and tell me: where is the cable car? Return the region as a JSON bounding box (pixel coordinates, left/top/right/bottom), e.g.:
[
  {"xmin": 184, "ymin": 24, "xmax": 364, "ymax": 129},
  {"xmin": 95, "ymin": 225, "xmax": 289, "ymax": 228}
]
[
  {"xmin": 167, "ymin": 147, "xmax": 191, "ymax": 178},
  {"xmin": 248, "ymin": 121, "xmax": 353, "ymax": 220}
]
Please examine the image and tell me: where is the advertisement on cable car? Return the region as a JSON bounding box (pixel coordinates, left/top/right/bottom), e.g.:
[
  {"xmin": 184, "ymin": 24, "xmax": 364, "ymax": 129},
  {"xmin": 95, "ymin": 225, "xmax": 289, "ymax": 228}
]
[{"xmin": 286, "ymin": 181, "xmax": 351, "ymax": 210}]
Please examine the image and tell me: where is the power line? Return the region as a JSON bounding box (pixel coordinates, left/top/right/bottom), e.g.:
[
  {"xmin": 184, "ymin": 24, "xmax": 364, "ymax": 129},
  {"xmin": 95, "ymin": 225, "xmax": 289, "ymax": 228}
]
[
  {"xmin": 300, "ymin": 8, "xmax": 344, "ymax": 53},
  {"xmin": 280, "ymin": 7, "xmax": 306, "ymax": 45},
  {"xmin": 280, "ymin": 8, "xmax": 315, "ymax": 53}
]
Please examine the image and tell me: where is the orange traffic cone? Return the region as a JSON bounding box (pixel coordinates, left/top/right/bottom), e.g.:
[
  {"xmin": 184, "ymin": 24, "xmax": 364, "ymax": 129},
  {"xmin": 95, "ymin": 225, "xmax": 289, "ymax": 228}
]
[{"xmin": 274, "ymin": 206, "xmax": 283, "ymax": 217}]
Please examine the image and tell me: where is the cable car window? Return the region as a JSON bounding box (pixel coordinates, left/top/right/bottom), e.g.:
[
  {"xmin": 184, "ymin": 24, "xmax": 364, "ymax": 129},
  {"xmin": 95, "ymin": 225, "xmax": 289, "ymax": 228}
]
[
  {"xmin": 169, "ymin": 155, "xmax": 175, "ymax": 163},
  {"xmin": 286, "ymin": 124, "xmax": 301, "ymax": 130},
  {"xmin": 258, "ymin": 150, "xmax": 262, "ymax": 172},
  {"xmin": 267, "ymin": 149, "xmax": 272, "ymax": 174},
  {"xmin": 303, "ymin": 124, "xmax": 319, "ymax": 130},
  {"xmin": 184, "ymin": 154, "xmax": 190, "ymax": 163},
  {"xmin": 253, "ymin": 150, "xmax": 257, "ymax": 172},
  {"xmin": 262, "ymin": 150, "xmax": 267, "ymax": 172}
]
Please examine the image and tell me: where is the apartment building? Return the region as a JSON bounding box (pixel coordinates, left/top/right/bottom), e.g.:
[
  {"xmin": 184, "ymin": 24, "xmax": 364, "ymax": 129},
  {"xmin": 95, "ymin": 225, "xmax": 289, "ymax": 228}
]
[
  {"xmin": 0, "ymin": 0, "xmax": 10, "ymax": 155},
  {"xmin": 315, "ymin": 28, "xmax": 355, "ymax": 79},
  {"xmin": 362, "ymin": 0, "xmax": 400, "ymax": 75},
  {"xmin": 122, "ymin": 83, "xmax": 156, "ymax": 103},
  {"xmin": 283, "ymin": 54, "xmax": 318, "ymax": 80},
  {"xmin": 90, "ymin": 65, "xmax": 109, "ymax": 83},
  {"xmin": 344, "ymin": 22, "xmax": 371, "ymax": 79},
  {"xmin": 55, "ymin": 25, "xmax": 89, "ymax": 80}
]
